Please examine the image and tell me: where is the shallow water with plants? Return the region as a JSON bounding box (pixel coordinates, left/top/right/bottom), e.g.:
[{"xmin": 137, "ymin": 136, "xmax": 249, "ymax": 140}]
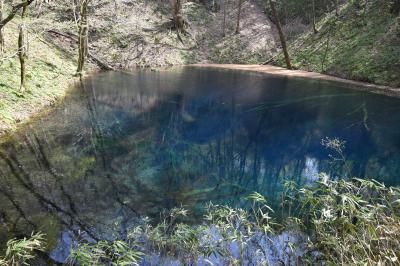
[{"xmin": 0, "ymin": 67, "xmax": 400, "ymax": 261}]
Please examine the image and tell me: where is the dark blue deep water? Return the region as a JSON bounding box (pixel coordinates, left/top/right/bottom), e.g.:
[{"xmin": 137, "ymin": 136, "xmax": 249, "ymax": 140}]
[{"xmin": 1, "ymin": 67, "xmax": 400, "ymax": 247}]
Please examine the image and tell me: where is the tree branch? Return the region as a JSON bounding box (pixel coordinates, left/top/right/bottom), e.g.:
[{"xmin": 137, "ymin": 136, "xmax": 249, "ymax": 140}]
[{"xmin": 0, "ymin": 0, "xmax": 35, "ymax": 31}]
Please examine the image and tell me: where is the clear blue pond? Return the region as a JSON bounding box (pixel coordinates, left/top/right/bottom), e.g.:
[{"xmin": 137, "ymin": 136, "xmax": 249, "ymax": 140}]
[{"xmin": 0, "ymin": 67, "xmax": 400, "ymax": 245}]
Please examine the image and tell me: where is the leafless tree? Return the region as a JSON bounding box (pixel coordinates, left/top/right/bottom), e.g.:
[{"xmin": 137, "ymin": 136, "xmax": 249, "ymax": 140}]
[
  {"xmin": 18, "ymin": 24, "xmax": 27, "ymax": 92},
  {"xmin": 235, "ymin": 0, "xmax": 243, "ymax": 34},
  {"xmin": 18, "ymin": 0, "xmax": 30, "ymax": 92},
  {"xmin": 221, "ymin": 0, "xmax": 226, "ymax": 37},
  {"xmin": 0, "ymin": 0, "xmax": 35, "ymax": 31},
  {"xmin": 76, "ymin": 0, "xmax": 89, "ymax": 76},
  {"xmin": 268, "ymin": 0, "xmax": 292, "ymax": 69},
  {"xmin": 312, "ymin": 0, "xmax": 318, "ymax": 33},
  {"xmin": 171, "ymin": 0, "xmax": 184, "ymax": 30}
]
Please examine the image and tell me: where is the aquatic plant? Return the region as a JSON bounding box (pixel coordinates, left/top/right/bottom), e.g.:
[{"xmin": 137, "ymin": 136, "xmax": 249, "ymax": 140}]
[
  {"xmin": 0, "ymin": 232, "xmax": 45, "ymax": 266},
  {"xmin": 66, "ymin": 177, "xmax": 400, "ymax": 265},
  {"xmin": 67, "ymin": 240, "xmax": 143, "ymax": 266},
  {"xmin": 2, "ymin": 175, "xmax": 398, "ymax": 265},
  {"xmin": 321, "ymin": 136, "xmax": 346, "ymax": 162},
  {"xmin": 297, "ymin": 177, "xmax": 400, "ymax": 265}
]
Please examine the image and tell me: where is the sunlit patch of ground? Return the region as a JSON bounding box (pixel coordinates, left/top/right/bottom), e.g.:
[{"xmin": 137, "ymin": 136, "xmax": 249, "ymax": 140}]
[{"xmin": 0, "ymin": 21, "xmax": 77, "ymax": 138}]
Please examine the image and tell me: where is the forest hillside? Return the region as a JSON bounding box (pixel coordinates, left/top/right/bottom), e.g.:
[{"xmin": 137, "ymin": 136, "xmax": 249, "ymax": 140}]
[
  {"xmin": 35, "ymin": 0, "xmax": 278, "ymax": 67},
  {"xmin": 277, "ymin": 0, "xmax": 400, "ymax": 87}
]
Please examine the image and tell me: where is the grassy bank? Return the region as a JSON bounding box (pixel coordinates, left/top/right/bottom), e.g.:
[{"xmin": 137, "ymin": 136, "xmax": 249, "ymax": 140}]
[
  {"xmin": 278, "ymin": 0, "xmax": 400, "ymax": 87},
  {"xmin": 0, "ymin": 21, "xmax": 77, "ymax": 137}
]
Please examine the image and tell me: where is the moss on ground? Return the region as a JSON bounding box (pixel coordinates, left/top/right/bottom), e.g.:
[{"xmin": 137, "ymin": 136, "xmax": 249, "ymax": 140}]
[
  {"xmin": 0, "ymin": 21, "xmax": 77, "ymax": 136},
  {"xmin": 277, "ymin": 0, "xmax": 400, "ymax": 87}
]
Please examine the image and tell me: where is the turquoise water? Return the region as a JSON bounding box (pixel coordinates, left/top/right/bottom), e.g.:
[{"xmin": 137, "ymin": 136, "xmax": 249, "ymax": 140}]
[{"xmin": 0, "ymin": 67, "xmax": 400, "ymax": 246}]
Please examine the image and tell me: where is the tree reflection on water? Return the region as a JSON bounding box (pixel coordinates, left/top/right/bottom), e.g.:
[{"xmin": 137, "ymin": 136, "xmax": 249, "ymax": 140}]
[{"xmin": 1, "ymin": 67, "xmax": 400, "ymax": 249}]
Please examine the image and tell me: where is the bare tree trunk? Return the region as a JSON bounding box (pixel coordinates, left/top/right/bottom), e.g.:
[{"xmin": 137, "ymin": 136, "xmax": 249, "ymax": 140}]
[
  {"xmin": 18, "ymin": 25, "xmax": 27, "ymax": 92},
  {"xmin": 312, "ymin": 0, "xmax": 318, "ymax": 33},
  {"xmin": 222, "ymin": 0, "xmax": 226, "ymax": 37},
  {"xmin": 268, "ymin": 0, "xmax": 292, "ymax": 69},
  {"xmin": 76, "ymin": 0, "xmax": 89, "ymax": 76},
  {"xmin": 171, "ymin": 0, "xmax": 184, "ymax": 30},
  {"xmin": 18, "ymin": 1, "xmax": 29, "ymax": 92},
  {"xmin": 0, "ymin": 0, "xmax": 4, "ymax": 53},
  {"xmin": 22, "ymin": 1, "xmax": 28, "ymax": 17},
  {"xmin": 235, "ymin": 0, "xmax": 243, "ymax": 34},
  {"xmin": 321, "ymin": 33, "xmax": 330, "ymax": 72},
  {"xmin": 0, "ymin": 0, "xmax": 34, "ymax": 32}
]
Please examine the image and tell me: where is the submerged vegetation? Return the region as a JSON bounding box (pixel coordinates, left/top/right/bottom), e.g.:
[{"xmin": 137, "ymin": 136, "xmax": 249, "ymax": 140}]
[
  {"xmin": 49, "ymin": 137, "xmax": 400, "ymax": 264},
  {"xmin": 2, "ymin": 177, "xmax": 399, "ymax": 265},
  {"xmin": 1, "ymin": 68, "xmax": 400, "ymax": 264},
  {"xmin": 0, "ymin": 232, "xmax": 44, "ymax": 266}
]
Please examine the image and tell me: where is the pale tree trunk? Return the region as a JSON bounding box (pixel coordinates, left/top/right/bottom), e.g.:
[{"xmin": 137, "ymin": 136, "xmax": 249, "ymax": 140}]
[
  {"xmin": 18, "ymin": 1, "xmax": 28, "ymax": 93},
  {"xmin": 22, "ymin": 1, "xmax": 28, "ymax": 17},
  {"xmin": 235, "ymin": 0, "xmax": 243, "ymax": 34},
  {"xmin": 76, "ymin": 0, "xmax": 89, "ymax": 76},
  {"xmin": 268, "ymin": 0, "xmax": 292, "ymax": 69},
  {"xmin": 321, "ymin": 33, "xmax": 330, "ymax": 72},
  {"xmin": 0, "ymin": 0, "xmax": 4, "ymax": 53},
  {"xmin": 171, "ymin": 0, "xmax": 184, "ymax": 30},
  {"xmin": 18, "ymin": 25, "xmax": 27, "ymax": 92},
  {"xmin": 312, "ymin": 0, "xmax": 318, "ymax": 33},
  {"xmin": 222, "ymin": 0, "xmax": 226, "ymax": 37},
  {"xmin": 18, "ymin": 1, "xmax": 28, "ymax": 92}
]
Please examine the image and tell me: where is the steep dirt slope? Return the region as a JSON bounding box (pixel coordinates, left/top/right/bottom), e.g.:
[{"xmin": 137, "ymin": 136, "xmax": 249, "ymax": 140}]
[
  {"xmin": 33, "ymin": 0, "xmax": 278, "ymax": 68},
  {"xmin": 205, "ymin": 0, "xmax": 278, "ymax": 64},
  {"xmin": 277, "ymin": 0, "xmax": 400, "ymax": 87}
]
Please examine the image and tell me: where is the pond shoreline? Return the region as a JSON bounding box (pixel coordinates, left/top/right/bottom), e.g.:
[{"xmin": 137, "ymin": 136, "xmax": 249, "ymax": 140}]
[
  {"xmin": 0, "ymin": 79, "xmax": 79, "ymax": 142},
  {"xmin": 190, "ymin": 64, "xmax": 400, "ymax": 98}
]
